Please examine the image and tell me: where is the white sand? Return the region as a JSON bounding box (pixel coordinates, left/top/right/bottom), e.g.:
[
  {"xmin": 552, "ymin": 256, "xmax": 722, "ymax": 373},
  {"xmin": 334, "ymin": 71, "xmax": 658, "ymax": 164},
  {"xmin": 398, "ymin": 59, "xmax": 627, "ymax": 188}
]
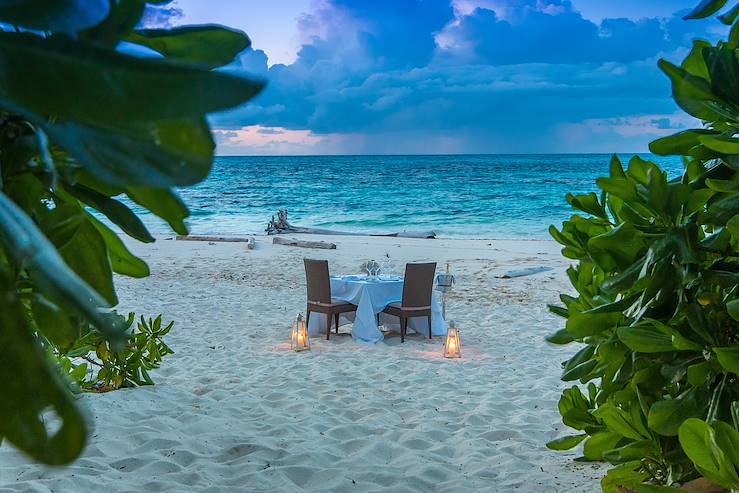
[{"xmin": 0, "ymin": 235, "xmax": 604, "ymax": 492}]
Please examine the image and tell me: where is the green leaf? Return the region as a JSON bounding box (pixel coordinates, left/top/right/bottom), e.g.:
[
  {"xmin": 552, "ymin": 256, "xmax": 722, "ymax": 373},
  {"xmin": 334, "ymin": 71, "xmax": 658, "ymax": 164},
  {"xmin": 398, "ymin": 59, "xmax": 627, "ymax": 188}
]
[
  {"xmin": 715, "ymin": 421, "xmax": 739, "ymax": 466},
  {"xmin": 648, "ymin": 389, "xmax": 707, "ymax": 436},
  {"xmin": 127, "ymin": 187, "xmax": 189, "ymax": 235},
  {"xmin": 683, "ymin": 0, "xmax": 729, "ymax": 19},
  {"xmin": 546, "ymin": 328, "xmax": 573, "ymax": 344},
  {"xmin": 658, "ymin": 59, "xmax": 728, "ymax": 122},
  {"xmin": 567, "ymin": 192, "xmax": 608, "ymax": 220},
  {"xmin": 0, "ymin": 192, "xmax": 124, "ymax": 346},
  {"xmin": 566, "ymin": 311, "xmax": 621, "ymax": 338},
  {"xmin": 601, "ymin": 461, "xmax": 648, "ymax": 493},
  {"xmin": 688, "ymin": 361, "xmax": 713, "ymax": 387},
  {"xmin": 87, "ymin": 213, "xmax": 149, "ymax": 278},
  {"xmin": 706, "ymin": 178, "xmax": 739, "ymax": 193},
  {"xmin": 728, "ymin": 300, "xmax": 739, "ymax": 322},
  {"xmin": 46, "ymin": 118, "xmax": 215, "ymax": 188},
  {"xmin": 31, "ymin": 296, "xmax": 79, "ymax": 352},
  {"xmin": 546, "ymin": 434, "xmax": 587, "ymax": 450},
  {"xmin": 617, "ymin": 325, "xmax": 675, "ymax": 353},
  {"xmin": 649, "ymin": 129, "xmax": 718, "ymax": 156},
  {"xmin": 0, "ymin": 0, "xmax": 109, "ymax": 32},
  {"xmin": 0, "ymin": 32, "xmax": 264, "ymax": 125},
  {"xmin": 54, "ymin": 214, "xmax": 117, "ymax": 305},
  {"xmin": 700, "ymin": 135, "xmax": 739, "ymax": 154},
  {"xmin": 562, "ymin": 359, "xmax": 598, "ymax": 382},
  {"xmin": 66, "ymin": 184, "xmax": 154, "ymax": 243},
  {"xmin": 125, "ymin": 25, "xmax": 251, "ymax": 69},
  {"xmin": 679, "ymin": 418, "xmax": 739, "ymax": 488},
  {"xmin": 0, "ymin": 276, "xmax": 87, "ymax": 465},
  {"xmin": 583, "ymin": 431, "xmax": 622, "ymax": 461},
  {"xmin": 593, "ymin": 404, "xmax": 648, "ymax": 440},
  {"xmin": 714, "ymin": 346, "xmax": 739, "ymax": 374},
  {"xmin": 719, "ymin": 3, "xmax": 739, "ymax": 24}
]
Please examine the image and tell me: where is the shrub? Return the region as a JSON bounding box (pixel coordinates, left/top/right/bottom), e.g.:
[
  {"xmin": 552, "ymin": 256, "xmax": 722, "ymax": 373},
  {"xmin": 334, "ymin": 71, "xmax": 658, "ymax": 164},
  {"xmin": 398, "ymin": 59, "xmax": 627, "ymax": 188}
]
[
  {"xmin": 548, "ymin": 1, "xmax": 739, "ymax": 491},
  {"xmin": 0, "ymin": 2, "xmax": 263, "ymax": 465}
]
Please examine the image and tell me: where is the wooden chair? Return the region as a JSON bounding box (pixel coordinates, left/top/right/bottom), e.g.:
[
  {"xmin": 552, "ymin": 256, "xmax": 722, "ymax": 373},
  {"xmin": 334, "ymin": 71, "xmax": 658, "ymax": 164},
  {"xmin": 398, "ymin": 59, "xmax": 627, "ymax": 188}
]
[
  {"xmin": 304, "ymin": 259, "xmax": 357, "ymax": 340},
  {"xmin": 382, "ymin": 262, "xmax": 436, "ymax": 342}
]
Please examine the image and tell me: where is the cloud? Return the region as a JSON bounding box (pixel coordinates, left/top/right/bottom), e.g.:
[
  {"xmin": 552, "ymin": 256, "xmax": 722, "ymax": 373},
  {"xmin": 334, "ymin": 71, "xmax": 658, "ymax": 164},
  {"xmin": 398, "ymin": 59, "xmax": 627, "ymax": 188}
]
[
  {"xmin": 212, "ymin": 0, "xmax": 723, "ymax": 154},
  {"xmin": 213, "ymin": 125, "xmax": 344, "ymax": 155},
  {"xmin": 555, "ymin": 111, "xmax": 699, "ymax": 152},
  {"xmin": 139, "ymin": 4, "xmax": 184, "ymax": 28},
  {"xmin": 436, "ymin": 1, "xmax": 718, "ymax": 65}
]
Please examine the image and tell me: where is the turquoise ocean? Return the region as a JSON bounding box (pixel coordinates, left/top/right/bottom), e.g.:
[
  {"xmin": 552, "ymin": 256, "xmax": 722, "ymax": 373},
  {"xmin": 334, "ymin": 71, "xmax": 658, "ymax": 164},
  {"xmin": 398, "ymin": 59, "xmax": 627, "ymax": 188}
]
[{"xmin": 138, "ymin": 154, "xmax": 683, "ymax": 239}]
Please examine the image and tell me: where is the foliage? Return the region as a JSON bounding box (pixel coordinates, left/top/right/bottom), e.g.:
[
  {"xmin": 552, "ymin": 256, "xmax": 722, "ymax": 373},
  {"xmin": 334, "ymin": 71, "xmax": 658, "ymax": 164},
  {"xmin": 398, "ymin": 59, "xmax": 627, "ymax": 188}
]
[
  {"xmin": 54, "ymin": 313, "xmax": 174, "ymax": 392},
  {"xmin": 547, "ymin": 2, "xmax": 739, "ymax": 491},
  {"xmin": 0, "ymin": 1, "xmax": 263, "ymax": 465}
]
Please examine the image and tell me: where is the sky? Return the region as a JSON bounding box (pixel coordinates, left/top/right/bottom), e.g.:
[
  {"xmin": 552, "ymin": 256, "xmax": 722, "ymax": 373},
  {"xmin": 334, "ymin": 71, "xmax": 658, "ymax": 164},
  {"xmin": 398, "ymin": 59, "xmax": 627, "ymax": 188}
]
[{"xmin": 154, "ymin": 0, "xmax": 723, "ymax": 155}]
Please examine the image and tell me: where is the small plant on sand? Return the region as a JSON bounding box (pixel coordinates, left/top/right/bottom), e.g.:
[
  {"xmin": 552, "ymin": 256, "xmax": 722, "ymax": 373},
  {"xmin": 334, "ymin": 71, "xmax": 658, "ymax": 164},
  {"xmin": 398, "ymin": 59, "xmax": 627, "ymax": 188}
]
[
  {"xmin": 547, "ymin": 1, "xmax": 739, "ymax": 491},
  {"xmin": 0, "ymin": 2, "xmax": 263, "ymax": 465},
  {"xmin": 54, "ymin": 313, "xmax": 174, "ymax": 392}
]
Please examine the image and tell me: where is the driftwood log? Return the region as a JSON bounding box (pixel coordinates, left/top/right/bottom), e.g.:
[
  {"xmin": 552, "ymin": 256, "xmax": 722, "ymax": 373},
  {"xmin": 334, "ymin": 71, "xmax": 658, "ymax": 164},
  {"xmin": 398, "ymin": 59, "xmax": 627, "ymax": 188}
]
[
  {"xmin": 266, "ymin": 209, "xmax": 436, "ymax": 239},
  {"xmin": 176, "ymin": 236, "xmax": 256, "ymax": 249},
  {"xmin": 273, "ymin": 237, "xmax": 336, "ymax": 250}
]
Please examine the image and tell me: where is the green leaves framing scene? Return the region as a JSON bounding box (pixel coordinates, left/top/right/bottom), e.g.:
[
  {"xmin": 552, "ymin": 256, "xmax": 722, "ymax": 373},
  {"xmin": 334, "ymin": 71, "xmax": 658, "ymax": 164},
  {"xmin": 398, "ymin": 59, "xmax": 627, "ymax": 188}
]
[
  {"xmin": 0, "ymin": 1, "xmax": 263, "ymax": 465},
  {"xmin": 547, "ymin": 1, "xmax": 739, "ymax": 491}
]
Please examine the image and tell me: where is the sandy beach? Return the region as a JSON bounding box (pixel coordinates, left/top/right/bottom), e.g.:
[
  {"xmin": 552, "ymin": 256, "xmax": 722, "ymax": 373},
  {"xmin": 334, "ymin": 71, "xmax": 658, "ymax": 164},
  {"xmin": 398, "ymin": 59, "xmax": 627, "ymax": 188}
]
[{"xmin": 0, "ymin": 235, "xmax": 604, "ymax": 492}]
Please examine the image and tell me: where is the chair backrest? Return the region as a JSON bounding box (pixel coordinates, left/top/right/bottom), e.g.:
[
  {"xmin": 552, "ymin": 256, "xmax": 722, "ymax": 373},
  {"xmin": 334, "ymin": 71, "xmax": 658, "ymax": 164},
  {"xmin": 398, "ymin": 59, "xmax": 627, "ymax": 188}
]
[
  {"xmin": 304, "ymin": 259, "xmax": 331, "ymax": 304},
  {"xmin": 402, "ymin": 262, "xmax": 437, "ymax": 308}
]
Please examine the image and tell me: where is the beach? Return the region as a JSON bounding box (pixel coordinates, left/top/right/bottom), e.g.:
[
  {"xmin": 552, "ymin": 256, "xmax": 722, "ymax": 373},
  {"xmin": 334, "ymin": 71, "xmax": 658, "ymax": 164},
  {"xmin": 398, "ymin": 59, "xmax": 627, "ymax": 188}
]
[{"xmin": 0, "ymin": 234, "xmax": 604, "ymax": 492}]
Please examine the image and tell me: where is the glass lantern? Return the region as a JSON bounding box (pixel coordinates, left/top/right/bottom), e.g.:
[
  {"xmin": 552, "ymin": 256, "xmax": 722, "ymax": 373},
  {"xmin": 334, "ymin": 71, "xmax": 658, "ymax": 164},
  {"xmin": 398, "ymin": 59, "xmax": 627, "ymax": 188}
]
[
  {"xmin": 291, "ymin": 313, "xmax": 310, "ymax": 352},
  {"xmin": 443, "ymin": 321, "xmax": 461, "ymax": 358}
]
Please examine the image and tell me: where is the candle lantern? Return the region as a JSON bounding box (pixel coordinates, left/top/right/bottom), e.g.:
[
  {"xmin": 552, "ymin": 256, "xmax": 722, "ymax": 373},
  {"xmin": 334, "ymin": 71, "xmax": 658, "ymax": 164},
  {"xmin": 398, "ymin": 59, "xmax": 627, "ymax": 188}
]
[
  {"xmin": 435, "ymin": 262, "xmax": 455, "ymax": 319},
  {"xmin": 291, "ymin": 313, "xmax": 310, "ymax": 352},
  {"xmin": 443, "ymin": 321, "xmax": 461, "ymax": 358}
]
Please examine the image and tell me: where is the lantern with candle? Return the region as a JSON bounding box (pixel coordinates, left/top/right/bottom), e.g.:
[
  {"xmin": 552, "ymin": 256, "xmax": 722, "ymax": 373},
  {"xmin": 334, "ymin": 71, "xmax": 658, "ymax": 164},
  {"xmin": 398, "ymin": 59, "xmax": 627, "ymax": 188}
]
[
  {"xmin": 443, "ymin": 320, "xmax": 461, "ymax": 358},
  {"xmin": 291, "ymin": 313, "xmax": 310, "ymax": 352}
]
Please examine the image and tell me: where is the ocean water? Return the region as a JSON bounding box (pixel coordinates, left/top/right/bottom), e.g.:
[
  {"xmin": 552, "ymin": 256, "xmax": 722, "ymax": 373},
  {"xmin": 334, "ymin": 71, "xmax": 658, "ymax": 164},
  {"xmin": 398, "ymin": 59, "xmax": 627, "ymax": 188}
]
[{"xmin": 136, "ymin": 154, "xmax": 683, "ymax": 239}]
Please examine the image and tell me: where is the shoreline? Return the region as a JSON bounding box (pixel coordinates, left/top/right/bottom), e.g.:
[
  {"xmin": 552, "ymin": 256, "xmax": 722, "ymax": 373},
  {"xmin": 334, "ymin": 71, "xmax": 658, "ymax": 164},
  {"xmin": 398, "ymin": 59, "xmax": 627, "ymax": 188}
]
[{"xmin": 165, "ymin": 232, "xmax": 562, "ymax": 243}]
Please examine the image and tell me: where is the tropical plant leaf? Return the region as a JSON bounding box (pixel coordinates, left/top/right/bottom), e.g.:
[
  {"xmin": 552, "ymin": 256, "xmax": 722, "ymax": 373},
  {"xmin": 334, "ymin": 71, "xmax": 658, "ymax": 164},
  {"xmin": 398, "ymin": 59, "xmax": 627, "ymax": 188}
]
[
  {"xmin": 683, "ymin": 0, "xmax": 729, "ymax": 19},
  {"xmin": 648, "ymin": 389, "xmax": 708, "ymax": 436},
  {"xmin": 125, "ymin": 25, "xmax": 251, "ymax": 69},
  {"xmin": 66, "ymin": 184, "xmax": 154, "ymax": 243},
  {"xmin": 127, "ymin": 187, "xmax": 189, "ymax": 235},
  {"xmin": 617, "ymin": 325, "xmax": 675, "ymax": 353},
  {"xmin": 0, "ymin": 32, "xmax": 264, "ymax": 125},
  {"xmin": 87, "ymin": 214, "xmax": 149, "ymax": 278},
  {"xmin": 0, "ymin": 191, "xmax": 124, "ymax": 345},
  {"xmin": 714, "ymin": 346, "xmax": 739, "ymax": 374},
  {"xmin": 0, "ymin": 275, "xmax": 87, "ymax": 465},
  {"xmin": 649, "ymin": 129, "xmax": 718, "ymax": 156},
  {"xmin": 546, "ymin": 434, "xmax": 587, "ymax": 450}
]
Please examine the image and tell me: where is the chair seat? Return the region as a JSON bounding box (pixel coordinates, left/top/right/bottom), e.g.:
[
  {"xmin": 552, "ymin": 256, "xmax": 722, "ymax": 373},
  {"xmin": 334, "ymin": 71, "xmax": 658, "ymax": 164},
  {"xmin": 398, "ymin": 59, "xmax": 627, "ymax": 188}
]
[
  {"xmin": 383, "ymin": 302, "xmax": 431, "ymax": 316},
  {"xmin": 308, "ymin": 299, "xmax": 357, "ymax": 313}
]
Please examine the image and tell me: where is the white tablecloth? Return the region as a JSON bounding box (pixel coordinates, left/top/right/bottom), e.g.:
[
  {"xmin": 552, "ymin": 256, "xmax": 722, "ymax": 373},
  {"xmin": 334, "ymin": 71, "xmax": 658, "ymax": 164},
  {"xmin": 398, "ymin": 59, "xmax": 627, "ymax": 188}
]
[{"xmin": 307, "ymin": 275, "xmax": 447, "ymax": 344}]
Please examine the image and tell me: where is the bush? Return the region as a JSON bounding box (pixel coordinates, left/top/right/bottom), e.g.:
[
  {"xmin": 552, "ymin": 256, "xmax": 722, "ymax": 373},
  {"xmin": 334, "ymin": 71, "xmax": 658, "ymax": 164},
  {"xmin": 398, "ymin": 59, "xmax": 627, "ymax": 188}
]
[
  {"xmin": 54, "ymin": 313, "xmax": 175, "ymax": 392},
  {"xmin": 0, "ymin": 2, "xmax": 263, "ymax": 465},
  {"xmin": 548, "ymin": 2, "xmax": 739, "ymax": 491}
]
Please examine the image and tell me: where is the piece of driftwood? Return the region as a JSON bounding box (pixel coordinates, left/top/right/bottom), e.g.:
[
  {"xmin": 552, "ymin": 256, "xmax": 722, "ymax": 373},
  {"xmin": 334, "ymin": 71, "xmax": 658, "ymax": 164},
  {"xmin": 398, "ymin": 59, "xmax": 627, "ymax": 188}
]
[
  {"xmin": 497, "ymin": 266, "xmax": 553, "ymax": 279},
  {"xmin": 177, "ymin": 235, "xmax": 249, "ymax": 242},
  {"xmin": 265, "ymin": 209, "xmax": 435, "ymax": 239},
  {"xmin": 273, "ymin": 237, "xmax": 336, "ymax": 250},
  {"xmin": 177, "ymin": 235, "xmax": 257, "ymax": 249}
]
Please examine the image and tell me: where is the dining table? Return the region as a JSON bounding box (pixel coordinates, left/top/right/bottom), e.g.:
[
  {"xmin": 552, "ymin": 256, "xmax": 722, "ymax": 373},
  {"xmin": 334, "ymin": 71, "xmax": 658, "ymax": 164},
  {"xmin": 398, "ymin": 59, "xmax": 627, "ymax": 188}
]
[{"xmin": 306, "ymin": 274, "xmax": 447, "ymax": 344}]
